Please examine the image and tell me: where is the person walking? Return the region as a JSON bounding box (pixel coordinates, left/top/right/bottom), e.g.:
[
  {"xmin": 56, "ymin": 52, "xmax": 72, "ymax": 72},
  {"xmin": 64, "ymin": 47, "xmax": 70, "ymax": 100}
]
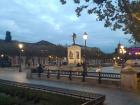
[
  {"xmin": 37, "ymin": 64, "xmax": 43, "ymax": 78},
  {"xmin": 96, "ymin": 65, "xmax": 101, "ymax": 72}
]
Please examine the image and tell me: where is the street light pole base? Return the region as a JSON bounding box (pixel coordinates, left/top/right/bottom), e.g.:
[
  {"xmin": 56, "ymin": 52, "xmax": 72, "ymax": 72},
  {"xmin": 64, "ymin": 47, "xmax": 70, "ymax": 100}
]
[{"xmin": 19, "ymin": 66, "xmax": 22, "ymax": 72}]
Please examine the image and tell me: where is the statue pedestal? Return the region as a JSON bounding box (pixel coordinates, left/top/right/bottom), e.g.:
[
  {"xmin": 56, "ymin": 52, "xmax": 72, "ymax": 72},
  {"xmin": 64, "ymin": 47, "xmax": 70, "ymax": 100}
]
[
  {"xmin": 67, "ymin": 45, "xmax": 81, "ymax": 64},
  {"xmin": 121, "ymin": 66, "xmax": 138, "ymax": 90}
]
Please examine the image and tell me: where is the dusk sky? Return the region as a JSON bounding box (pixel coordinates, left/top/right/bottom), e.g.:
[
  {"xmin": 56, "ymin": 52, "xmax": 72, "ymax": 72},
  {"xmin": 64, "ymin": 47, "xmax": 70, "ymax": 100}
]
[{"xmin": 0, "ymin": 0, "xmax": 132, "ymax": 53}]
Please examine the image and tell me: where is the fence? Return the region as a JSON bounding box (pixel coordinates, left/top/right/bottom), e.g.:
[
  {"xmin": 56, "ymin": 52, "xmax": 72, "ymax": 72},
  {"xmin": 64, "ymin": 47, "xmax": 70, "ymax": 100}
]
[{"xmin": 31, "ymin": 69, "xmax": 121, "ymax": 84}]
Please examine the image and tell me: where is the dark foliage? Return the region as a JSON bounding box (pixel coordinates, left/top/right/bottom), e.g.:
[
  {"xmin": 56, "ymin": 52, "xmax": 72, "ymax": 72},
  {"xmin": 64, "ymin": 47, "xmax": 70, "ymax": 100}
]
[
  {"xmin": 0, "ymin": 84, "xmax": 83, "ymax": 105},
  {"xmin": 0, "ymin": 39, "xmax": 112, "ymax": 58}
]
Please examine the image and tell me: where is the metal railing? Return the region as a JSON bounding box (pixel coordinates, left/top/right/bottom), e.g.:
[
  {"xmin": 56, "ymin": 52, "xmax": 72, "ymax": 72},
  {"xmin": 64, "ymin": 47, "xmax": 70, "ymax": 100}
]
[{"xmin": 31, "ymin": 69, "xmax": 120, "ymax": 84}]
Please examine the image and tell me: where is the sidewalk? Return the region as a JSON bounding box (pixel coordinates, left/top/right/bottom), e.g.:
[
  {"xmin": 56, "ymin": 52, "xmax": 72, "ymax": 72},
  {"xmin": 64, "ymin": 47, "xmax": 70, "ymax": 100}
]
[{"xmin": 0, "ymin": 69, "xmax": 140, "ymax": 105}]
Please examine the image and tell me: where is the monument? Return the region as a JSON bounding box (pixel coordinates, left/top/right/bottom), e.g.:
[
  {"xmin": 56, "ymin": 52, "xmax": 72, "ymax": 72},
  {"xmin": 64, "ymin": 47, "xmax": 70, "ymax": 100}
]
[{"xmin": 67, "ymin": 33, "xmax": 81, "ymax": 64}]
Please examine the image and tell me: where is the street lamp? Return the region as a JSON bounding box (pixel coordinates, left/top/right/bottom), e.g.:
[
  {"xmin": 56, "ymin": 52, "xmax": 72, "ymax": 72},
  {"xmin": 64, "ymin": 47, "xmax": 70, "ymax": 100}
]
[
  {"xmin": 1, "ymin": 54, "xmax": 4, "ymax": 58},
  {"xmin": 18, "ymin": 43, "xmax": 23, "ymax": 72},
  {"xmin": 113, "ymin": 57, "xmax": 117, "ymax": 65},
  {"xmin": 119, "ymin": 45, "xmax": 126, "ymax": 68},
  {"xmin": 18, "ymin": 44, "xmax": 23, "ymax": 49},
  {"xmin": 119, "ymin": 45, "xmax": 126, "ymax": 54},
  {"xmin": 82, "ymin": 32, "xmax": 88, "ymax": 82},
  {"xmin": 21, "ymin": 49, "xmax": 24, "ymax": 52}
]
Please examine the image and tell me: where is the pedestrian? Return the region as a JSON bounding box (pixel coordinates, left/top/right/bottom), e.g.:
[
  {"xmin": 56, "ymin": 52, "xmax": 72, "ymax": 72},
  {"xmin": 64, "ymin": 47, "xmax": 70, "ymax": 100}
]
[
  {"xmin": 37, "ymin": 64, "xmax": 43, "ymax": 78},
  {"xmin": 82, "ymin": 62, "xmax": 87, "ymax": 75},
  {"xmin": 77, "ymin": 63, "xmax": 80, "ymax": 67},
  {"xmin": 96, "ymin": 65, "xmax": 101, "ymax": 73}
]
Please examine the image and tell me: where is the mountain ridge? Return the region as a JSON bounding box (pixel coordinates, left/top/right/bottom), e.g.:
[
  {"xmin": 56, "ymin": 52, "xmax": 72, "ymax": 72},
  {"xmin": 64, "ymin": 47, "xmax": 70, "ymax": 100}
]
[{"xmin": 0, "ymin": 39, "xmax": 105, "ymax": 58}]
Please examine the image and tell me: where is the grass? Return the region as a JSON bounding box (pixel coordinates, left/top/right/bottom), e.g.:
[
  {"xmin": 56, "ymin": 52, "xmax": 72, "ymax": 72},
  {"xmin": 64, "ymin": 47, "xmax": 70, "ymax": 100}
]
[{"xmin": 0, "ymin": 84, "xmax": 85, "ymax": 105}]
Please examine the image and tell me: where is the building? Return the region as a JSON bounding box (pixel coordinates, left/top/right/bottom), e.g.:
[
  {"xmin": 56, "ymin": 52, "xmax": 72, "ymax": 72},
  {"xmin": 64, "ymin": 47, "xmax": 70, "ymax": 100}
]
[{"xmin": 127, "ymin": 43, "xmax": 140, "ymax": 59}]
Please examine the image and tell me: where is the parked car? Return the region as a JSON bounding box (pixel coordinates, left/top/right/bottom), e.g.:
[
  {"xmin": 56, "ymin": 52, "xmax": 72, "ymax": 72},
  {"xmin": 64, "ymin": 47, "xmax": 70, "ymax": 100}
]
[{"xmin": 0, "ymin": 56, "xmax": 11, "ymax": 67}]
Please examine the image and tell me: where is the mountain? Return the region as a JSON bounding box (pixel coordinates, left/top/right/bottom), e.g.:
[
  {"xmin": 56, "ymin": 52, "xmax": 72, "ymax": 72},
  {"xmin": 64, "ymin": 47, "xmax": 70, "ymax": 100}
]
[
  {"xmin": 0, "ymin": 39, "xmax": 66, "ymax": 57},
  {"xmin": 35, "ymin": 40, "xmax": 56, "ymax": 46},
  {"xmin": 0, "ymin": 39, "xmax": 110, "ymax": 58}
]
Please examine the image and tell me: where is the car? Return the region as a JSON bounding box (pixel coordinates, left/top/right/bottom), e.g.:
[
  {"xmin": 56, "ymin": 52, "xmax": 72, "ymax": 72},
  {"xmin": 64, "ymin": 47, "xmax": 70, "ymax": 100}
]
[{"xmin": 0, "ymin": 56, "xmax": 11, "ymax": 67}]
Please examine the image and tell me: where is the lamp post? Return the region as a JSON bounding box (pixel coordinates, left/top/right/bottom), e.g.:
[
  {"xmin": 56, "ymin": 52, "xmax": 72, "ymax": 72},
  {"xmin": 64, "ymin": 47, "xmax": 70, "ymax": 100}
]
[
  {"xmin": 18, "ymin": 43, "xmax": 23, "ymax": 72},
  {"xmin": 82, "ymin": 32, "xmax": 88, "ymax": 82},
  {"xmin": 1, "ymin": 54, "xmax": 4, "ymax": 58},
  {"xmin": 113, "ymin": 57, "xmax": 116, "ymax": 64},
  {"xmin": 119, "ymin": 45, "xmax": 126, "ymax": 68}
]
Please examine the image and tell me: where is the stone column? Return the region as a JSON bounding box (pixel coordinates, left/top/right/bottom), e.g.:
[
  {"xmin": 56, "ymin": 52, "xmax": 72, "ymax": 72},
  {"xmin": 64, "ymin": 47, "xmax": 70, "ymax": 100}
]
[
  {"xmin": 121, "ymin": 66, "xmax": 138, "ymax": 90},
  {"xmin": 16, "ymin": 56, "xmax": 19, "ymax": 65},
  {"xmin": 34, "ymin": 57, "xmax": 38, "ymax": 67},
  {"xmin": 11, "ymin": 56, "xmax": 15, "ymax": 66},
  {"xmin": 21, "ymin": 56, "xmax": 26, "ymax": 68}
]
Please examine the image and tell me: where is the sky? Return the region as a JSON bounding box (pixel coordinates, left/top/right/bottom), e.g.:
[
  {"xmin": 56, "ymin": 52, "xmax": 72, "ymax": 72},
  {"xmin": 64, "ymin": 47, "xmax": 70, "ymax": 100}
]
[{"xmin": 0, "ymin": 0, "xmax": 132, "ymax": 53}]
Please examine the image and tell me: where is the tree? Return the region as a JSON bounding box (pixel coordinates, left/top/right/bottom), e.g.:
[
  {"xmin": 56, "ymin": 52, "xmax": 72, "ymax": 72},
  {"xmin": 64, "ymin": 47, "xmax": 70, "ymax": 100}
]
[
  {"xmin": 5, "ymin": 31, "xmax": 12, "ymax": 42},
  {"xmin": 60, "ymin": 0, "xmax": 140, "ymax": 42}
]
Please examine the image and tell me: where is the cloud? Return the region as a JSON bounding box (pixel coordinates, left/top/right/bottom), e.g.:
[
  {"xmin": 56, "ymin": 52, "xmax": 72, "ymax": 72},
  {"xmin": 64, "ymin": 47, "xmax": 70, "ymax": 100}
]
[
  {"xmin": 0, "ymin": 0, "xmax": 131, "ymax": 53},
  {"xmin": 0, "ymin": 19, "xmax": 32, "ymax": 34},
  {"xmin": 40, "ymin": 15, "xmax": 62, "ymax": 31},
  {"xmin": 64, "ymin": 15, "xmax": 79, "ymax": 22}
]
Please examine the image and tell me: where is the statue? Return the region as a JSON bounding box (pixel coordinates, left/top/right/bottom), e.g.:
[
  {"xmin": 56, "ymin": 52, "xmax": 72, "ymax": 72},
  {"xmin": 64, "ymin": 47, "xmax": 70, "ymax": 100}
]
[
  {"xmin": 72, "ymin": 33, "xmax": 76, "ymax": 45},
  {"xmin": 76, "ymin": 51, "xmax": 79, "ymax": 59},
  {"xmin": 69, "ymin": 51, "xmax": 73, "ymax": 59}
]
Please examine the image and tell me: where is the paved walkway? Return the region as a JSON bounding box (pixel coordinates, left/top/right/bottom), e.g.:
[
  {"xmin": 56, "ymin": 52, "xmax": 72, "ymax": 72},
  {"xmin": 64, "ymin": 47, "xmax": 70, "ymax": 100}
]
[{"xmin": 0, "ymin": 68, "xmax": 140, "ymax": 105}]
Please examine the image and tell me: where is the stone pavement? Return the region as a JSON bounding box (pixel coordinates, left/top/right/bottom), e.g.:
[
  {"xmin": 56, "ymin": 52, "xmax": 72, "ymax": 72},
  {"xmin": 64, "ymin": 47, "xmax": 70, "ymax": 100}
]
[{"xmin": 0, "ymin": 68, "xmax": 140, "ymax": 105}]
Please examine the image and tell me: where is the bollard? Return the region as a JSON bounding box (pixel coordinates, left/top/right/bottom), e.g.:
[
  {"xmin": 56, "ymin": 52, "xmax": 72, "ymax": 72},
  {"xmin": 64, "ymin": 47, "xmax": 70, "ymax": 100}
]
[
  {"xmin": 38, "ymin": 73, "xmax": 41, "ymax": 78},
  {"xmin": 82, "ymin": 71, "xmax": 85, "ymax": 82},
  {"xmin": 57, "ymin": 70, "xmax": 60, "ymax": 79},
  {"xmin": 98, "ymin": 72, "xmax": 101, "ymax": 84},
  {"xmin": 69, "ymin": 70, "xmax": 72, "ymax": 80},
  {"xmin": 47, "ymin": 69, "xmax": 50, "ymax": 78}
]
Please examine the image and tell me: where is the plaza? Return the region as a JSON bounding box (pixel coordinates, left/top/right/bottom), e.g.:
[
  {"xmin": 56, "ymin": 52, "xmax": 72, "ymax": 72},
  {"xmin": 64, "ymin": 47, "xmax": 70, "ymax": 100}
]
[
  {"xmin": 0, "ymin": 67, "xmax": 140, "ymax": 105},
  {"xmin": 0, "ymin": 1, "xmax": 140, "ymax": 105},
  {"xmin": 0, "ymin": 32, "xmax": 140, "ymax": 104}
]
